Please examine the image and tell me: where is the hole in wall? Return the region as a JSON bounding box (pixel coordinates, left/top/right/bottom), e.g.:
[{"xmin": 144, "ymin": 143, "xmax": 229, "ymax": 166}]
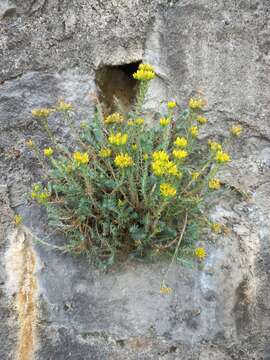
[{"xmin": 95, "ymin": 61, "xmax": 141, "ymax": 115}]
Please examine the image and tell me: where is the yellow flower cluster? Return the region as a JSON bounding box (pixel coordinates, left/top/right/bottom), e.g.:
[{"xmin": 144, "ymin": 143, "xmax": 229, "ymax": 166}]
[
  {"xmin": 167, "ymin": 101, "xmax": 176, "ymax": 109},
  {"xmin": 231, "ymin": 125, "xmax": 242, "ymax": 137},
  {"xmin": 215, "ymin": 150, "xmax": 230, "ymax": 163},
  {"xmin": 13, "ymin": 214, "xmax": 23, "ymax": 226},
  {"xmin": 134, "ymin": 118, "xmax": 144, "ymax": 125},
  {"xmin": 31, "ymin": 184, "xmax": 50, "ymax": 204},
  {"xmin": 44, "ymin": 147, "xmax": 54, "ymax": 157},
  {"xmin": 152, "ymin": 150, "xmax": 169, "ymax": 162},
  {"xmin": 188, "ymin": 98, "xmax": 204, "ymax": 110},
  {"xmin": 26, "ymin": 139, "xmax": 34, "ymax": 148},
  {"xmin": 196, "ymin": 115, "xmax": 208, "ymax": 124},
  {"xmin": 104, "ymin": 113, "xmax": 124, "ymax": 124},
  {"xmin": 172, "ymin": 149, "xmax": 188, "ymax": 159},
  {"xmin": 73, "ymin": 151, "xmax": 89, "ymax": 165},
  {"xmin": 195, "ymin": 247, "xmax": 207, "ymax": 259},
  {"xmin": 160, "ymin": 118, "xmax": 170, "ymax": 126},
  {"xmin": 133, "ymin": 63, "xmax": 155, "ymax": 81},
  {"xmin": 32, "ymin": 108, "xmax": 54, "ymax": 118},
  {"xmin": 99, "ymin": 148, "xmax": 111, "ymax": 158},
  {"xmin": 191, "ymin": 171, "xmax": 200, "ymax": 181},
  {"xmin": 108, "ymin": 133, "xmax": 128, "ymax": 146},
  {"xmin": 190, "ymin": 126, "xmax": 199, "ymax": 137},
  {"xmin": 208, "ymin": 178, "xmax": 221, "ymax": 190},
  {"xmin": 56, "ymin": 100, "xmax": 73, "ymax": 112},
  {"xmin": 160, "ymin": 183, "xmax": 177, "ymax": 197},
  {"xmin": 160, "ymin": 282, "xmax": 173, "ymax": 295},
  {"xmin": 208, "ymin": 140, "xmax": 222, "ymax": 151},
  {"xmin": 114, "ymin": 153, "xmax": 133, "ymax": 168},
  {"xmin": 131, "ymin": 144, "xmax": 137, "ymax": 150},
  {"xmin": 174, "ymin": 137, "xmax": 187, "ymax": 148},
  {"xmin": 211, "ymin": 223, "xmax": 222, "ymax": 234},
  {"xmin": 152, "ymin": 151, "xmax": 180, "ymax": 177}
]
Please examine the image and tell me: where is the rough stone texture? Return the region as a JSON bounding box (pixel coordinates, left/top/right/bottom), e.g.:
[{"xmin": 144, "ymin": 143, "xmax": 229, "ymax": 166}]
[{"xmin": 1, "ymin": 0, "xmax": 270, "ymax": 359}]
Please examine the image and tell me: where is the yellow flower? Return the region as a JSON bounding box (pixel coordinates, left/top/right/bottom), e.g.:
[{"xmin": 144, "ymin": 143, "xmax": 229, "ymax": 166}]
[
  {"xmin": 191, "ymin": 172, "xmax": 200, "ymax": 181},
  {"xmin": 38, "ymin": 192, "xmax": 49, "ymax": 204},
  {"xmin": 143, "ymin": 154, "xmax": 149, "ymax": 161},
  {"xmin": 167, "ymin": 101, "xmax": 176, "ymax": 109},
  {"xmin": 13, "ymin": 214, "xmax": 23, "ymax": 226},
  {"xmin": 127, "ymin": 120, "xmax": 134, "ymax": 126},
  {"xmin": 195, "ymin": 247, "xmax": 207, "ymax": 259},
  {"xmin": 160, "ymin": 183, "xmax": 177, "ymax": 197},
  {"xmin": 108, "ymin": 133, "xmax": 128, "ymax": 146},
  {"xmin": 134, "ymin": 118, "xmax": 144, "ymax": 125},
  {"xmin": 44, "ymin": 147, "xmax": 54, "ymax": 157},
  {"xmin": 117, "ymin": 199, "xmax": 125, "ymax": 207},
  {"xmin": 152, "ymin": 150, "xmax": 169, "ymax": 162},
  {"xmin": 32, "ymin": 183, "xmax": 41, "ymax": 192},
  {"xmin": 166, "ymin": 161, "xmax": 181, "ymax": 177},
  {"xmin": 231, "ymin": 125, "xmax": 242, "ymax": 137},
  {"xmin": 215, "ymin": 150, "xmax": 230, "ymax": 163},
  {"xmin": 172, "ymin": 149, "xmax": 188, "ymax": 159},
  {"xmin": 211, "ymin": 223, "xmax": 222, "ymax": 234},
  {"xmin": 188, "ymin": 98, "xmax": 204, "ymax": 110},
  {"xmin": 174, "ymin": 137, "xmax": 188, "ymax": 148},
  {"xmin": 196, "ymin": 115, "xmax": 208, "ymax": 124},
  {"xmin": 73, "ymin": 151, "xmax": 89, "ymax": 165},
  {"xmin": 190, "ymin": 126, "xmax": 199, "ymax": 137},
  {"xmin": 152, "ymin": 160, "xmax": 165, "ymax": 176},
  {"xmin": 56, "ymin": 100, "xmax": 73, "ymax": 112},
  {"xmin": 208, "ymin": 140, "xmax": 222, "ymax": 152},
  {"xmin": 25, "ymin": 139, "xmax": 34, "ymax": 148},
  {"xmin": 133, "ymin": 64, "xmax": 155, "ymax": 81},
  {"xmin": 131, "ymin": 144, "xmax": 137, "ymax": 150},
  {"xmin": 208, "ymin": 178, "xmax": 221, "ymax": 190},
  {"xmin": 31, "ymin": 191, "xmax": 38, "ymax": 199},
  {"xmin": 160, "ymin": 118, "xmax": 171, "ymax": 126},
  {"xmin": 160, "ymin": 282, "xmax": 173, "ymax": 295},
  {"xmin": 99, "ymin": 148, "xmax": 112, "ymax": 158},
  {"xmin": 151, "ymin": 159, "xmax": 181, "ymax": 178},
  {"xmin": 114, "ymin": 153, "xmax": 133, "ymax": 168},
  {"xmin": 104, "ymin": 113, "xmax": 124, "ymax": 124},
  {"xmin": 32, "ymin": 108, "xmax": 54, "ymax": 118}
]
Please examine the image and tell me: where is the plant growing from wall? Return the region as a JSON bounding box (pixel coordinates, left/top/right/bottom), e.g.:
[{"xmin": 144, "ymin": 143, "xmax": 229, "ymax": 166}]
[{"xmin": 28, "ymin": 64, "xmax": 242, "ymax": 285}]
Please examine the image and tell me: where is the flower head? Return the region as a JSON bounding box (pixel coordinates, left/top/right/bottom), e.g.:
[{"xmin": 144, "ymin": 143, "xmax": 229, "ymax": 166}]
[
  {"xmin": 131, "ymin": 144, "xmax": 137, "ymax": 151},
  {"xmin": 99, "ymin": 148, "xmax": 111, "ymax": 158},
  {"xmin": 167, "ymin": 101, "xmax": 176, "ymax": 109},
  {"xmin": 160, "ymin": 183, "xmax": 177, "ymax": 197},
  {"xmin": 13, "ymin": 214, "xmax": 23, "ymax": 226},
  {"xmin": 127, "ymin": 120, "xmax": 134, "ymax": 126},
  {"xmin": 188, "ymin": 98, "xmax": 204, "ymax": 110},
  {"xmin": 105, "ymin": 113, "xmax": 124, "ymax": 125},
  {"xmin": 73, "ymin": 151, "xmax": 89, "ymax": 165},
  {"xmin": 208, "ymin": 140, "xmax": 222, "ymax": 152},
  {"xmin": 133, "ymin": 64, "xmax": 155, "ymax": 81},
  {"xmin": 44, "ymin": 147, "xmax": 54, "ymax": 157},
  {"xmin": 152, "ymin": 150, "xmax": 169, "ymax": 162},
  {"xmin": 190, "ymin": 126, "xmax": 199, "ymax": 138},
  {"xmin": 172, "ymin": 149, "xmax": 188, "ymax": 159},
  {"xmin": 191, "ymin": 172, "xmax": 200, "ymax": 181},
  {"xmin": 25, "ymin": 139, "xmax": 34, "ymax": 148},
  {"xmin": 195, "ymin": 247, "xmax": 207, "ymax": 259},
  {"xmin": 159, "ymin": 118, "xmax": 171, "ymax": 126},
  {"xmin": 114, "ymin": 153, "xmax": 133, "ymax": 168},
  {"xmin": 134, "ymin": 118, "xmax": 144, "ymax": 125},
  {"xmin": 174, "ymin": 137, "xmax": 188, "ymax": 148},
  {"xmin": 32, "ymin": 108, "xmax": 54, "ymax": 118},
  {"xmin": 196, "ymin": 115, "xmax": 208, "ymax": 124},
  {"xmin": 231, "ymin": 125, "xmax": 242, "ymax": 137},
  {"xmin": 160, "ymin": 281, "xmax": 173, "ymax": 295},
  {"xmin": 208, "ymin": 178, "xmax": 221, "ymax": 190},
  {"xmin": 215, "ymin": 150, "xmax": 230, "ymax": 163},
  {"xmin": 56, "ymin": 100, "xmax": 73, "ymax": 112},
  {"xmin": 108, "ymin": 133, "xmax": 128, "ymax": 146},
  {"xmin": 211, "ymin": 223, "xmax": 222, "ymax": 234},
  {"xmin": 38, "ymin": 192, "xmax": 50, "ymax": 204}
]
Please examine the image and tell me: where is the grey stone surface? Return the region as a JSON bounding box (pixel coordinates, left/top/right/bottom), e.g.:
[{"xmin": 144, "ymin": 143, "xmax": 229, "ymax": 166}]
[{"xmin": 1, "ymin": 0, "xmax": 270, "ymax": 359}]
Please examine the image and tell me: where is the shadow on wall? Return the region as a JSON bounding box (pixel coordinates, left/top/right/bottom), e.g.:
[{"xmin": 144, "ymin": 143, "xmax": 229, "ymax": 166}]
[{"xmin": 95, "ymin": 62, "xmax": 141, "ymax": 115}]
